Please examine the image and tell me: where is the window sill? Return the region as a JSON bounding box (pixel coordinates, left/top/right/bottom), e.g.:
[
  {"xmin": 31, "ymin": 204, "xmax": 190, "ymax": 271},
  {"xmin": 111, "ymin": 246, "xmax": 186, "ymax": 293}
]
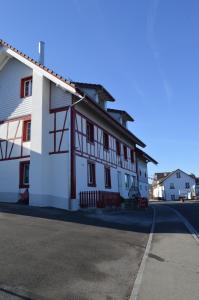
[
  {"xmin": 19, "ymin": 184, "xmax": 29, "ymax": 189},
  {"xmin": 88, "ymin": 183, "xmax": 96, "ymax": 187}
]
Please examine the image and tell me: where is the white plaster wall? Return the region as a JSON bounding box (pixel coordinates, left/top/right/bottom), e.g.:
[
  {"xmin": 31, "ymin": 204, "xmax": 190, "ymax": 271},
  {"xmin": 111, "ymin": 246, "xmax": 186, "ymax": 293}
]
[
  {"xmin": 0, "ymin": 159, "xmax": 25, "ymax": 202},
  {"xmin": 153, "ymin": 185, "xmax": 164, "ymax": 198},
  {"xmin": 50, "ymin": 83, "xmax": 72, "ymax": 109},
  {"xmin": 29, "ymin": 73, "xmax": 70, "ymax": 209},
  {"xmin": 0, "ymin": 58, "xmax": 32, "ymax": 120}
]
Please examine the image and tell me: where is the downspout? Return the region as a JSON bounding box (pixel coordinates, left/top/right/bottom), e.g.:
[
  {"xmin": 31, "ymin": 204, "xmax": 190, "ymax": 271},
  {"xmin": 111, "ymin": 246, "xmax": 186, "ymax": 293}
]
[{"xmin": 70, "ymin": 105, "xmax": 76, "ymax": 202}]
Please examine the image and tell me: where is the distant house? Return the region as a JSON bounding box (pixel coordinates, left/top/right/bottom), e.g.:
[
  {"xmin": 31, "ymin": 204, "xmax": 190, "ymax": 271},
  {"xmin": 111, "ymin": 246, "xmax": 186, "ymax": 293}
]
[{"xmin": 152, "ymin": 169, "xmax": 196, "ymax": 201}]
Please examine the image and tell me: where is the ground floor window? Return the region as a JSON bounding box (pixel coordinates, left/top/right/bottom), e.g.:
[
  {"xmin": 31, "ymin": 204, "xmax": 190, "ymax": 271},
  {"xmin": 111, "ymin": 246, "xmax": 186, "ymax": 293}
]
[
  {"xmin": 87, "ymin": 161, "xmax": 96, "ymax": 187},
  {"xmin": 19, "ymin": 161, "xmax": 30, "ymax": 188},
  {"xmin": 105, "ymin": 166, "xmax": 111, "ymax": 188},
  {"xmin": 171, "ymin": 195, "xmax": 175, "ymax": 200}
]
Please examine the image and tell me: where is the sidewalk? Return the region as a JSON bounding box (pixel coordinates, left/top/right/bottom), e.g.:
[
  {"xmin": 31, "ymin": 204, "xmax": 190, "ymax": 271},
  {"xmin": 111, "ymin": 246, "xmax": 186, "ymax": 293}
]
[{"xmin": 138, "ymin": 205, "xmax": 199, "ymax": 300}]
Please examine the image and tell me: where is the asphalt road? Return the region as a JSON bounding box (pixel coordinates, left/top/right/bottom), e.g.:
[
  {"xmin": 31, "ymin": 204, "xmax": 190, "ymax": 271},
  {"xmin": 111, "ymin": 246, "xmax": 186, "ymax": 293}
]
[
  {"xmin": 137, "ymin": 201, "xmax": 199, "ymax": 300},
  {"xmin": 0, "ymin": 203, "xmax": 153, "ymax": 300},
  {"xmin": 166, "ymin": 200, "xmax": 199, "ymax": 233}
]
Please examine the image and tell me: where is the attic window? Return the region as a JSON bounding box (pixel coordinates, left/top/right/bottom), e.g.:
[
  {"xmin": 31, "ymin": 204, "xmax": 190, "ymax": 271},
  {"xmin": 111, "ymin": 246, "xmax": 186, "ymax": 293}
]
[
  {"xmin": 176, "ymin": 172, "xmax": 181, "ymax": 178},
  {"xmin": 20, "ymin": 76, "xmax": 32, "ymax": 98}
]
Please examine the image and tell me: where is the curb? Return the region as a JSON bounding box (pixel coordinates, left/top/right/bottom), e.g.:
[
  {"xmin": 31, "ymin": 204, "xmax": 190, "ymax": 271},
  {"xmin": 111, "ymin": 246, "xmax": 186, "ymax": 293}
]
[{"xmin": 129, "ymin": 207, "xmax": 156, "ymax": 300}]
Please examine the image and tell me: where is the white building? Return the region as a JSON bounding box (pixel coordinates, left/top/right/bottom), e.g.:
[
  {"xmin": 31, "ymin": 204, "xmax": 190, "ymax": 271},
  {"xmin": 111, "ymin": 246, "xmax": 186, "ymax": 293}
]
[
  {"xmin": 152, "ymin": 169, "xmax": 196, "ymax": 201},
  {"xmin": 0, "ymin": 39, "xmax": 157, "ymax": 210}
]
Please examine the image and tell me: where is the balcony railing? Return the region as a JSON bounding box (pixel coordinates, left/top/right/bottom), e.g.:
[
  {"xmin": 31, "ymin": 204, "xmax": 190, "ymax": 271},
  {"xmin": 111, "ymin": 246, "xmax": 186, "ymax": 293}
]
[{"xmin": 80, "ymin": 191, "xmax": 120, "ymax": 208}]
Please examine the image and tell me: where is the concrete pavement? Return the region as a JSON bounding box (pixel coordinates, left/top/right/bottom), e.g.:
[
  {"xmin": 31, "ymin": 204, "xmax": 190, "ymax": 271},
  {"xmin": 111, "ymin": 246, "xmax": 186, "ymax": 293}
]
[{"xmin": 137, "ymin": 204, "xmax": 199, "ymax": 300}]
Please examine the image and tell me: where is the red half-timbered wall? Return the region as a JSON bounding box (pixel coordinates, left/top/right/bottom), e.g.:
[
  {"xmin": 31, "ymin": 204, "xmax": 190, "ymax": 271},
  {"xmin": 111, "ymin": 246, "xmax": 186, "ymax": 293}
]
[
  {"xmin": 49, "ymin": 108, "xmax": 69, "ymax": 155},
  {"xmin": 74, "ymin": 111, "xmax": 136, "ymax": 172},
  {"xmin": 0, "ymin": 115, "xmax": 31, "ymax": 161}
]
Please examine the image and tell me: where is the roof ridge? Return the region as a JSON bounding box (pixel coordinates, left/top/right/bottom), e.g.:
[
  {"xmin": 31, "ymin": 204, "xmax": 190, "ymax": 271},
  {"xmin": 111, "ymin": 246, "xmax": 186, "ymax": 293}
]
[{"xmin": 0, "ymin": 39, "xmax": 75, "ymax": 88}]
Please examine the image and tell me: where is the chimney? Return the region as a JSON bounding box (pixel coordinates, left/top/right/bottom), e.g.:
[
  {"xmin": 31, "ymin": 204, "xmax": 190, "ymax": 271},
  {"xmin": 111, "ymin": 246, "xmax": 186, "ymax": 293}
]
[{"xmin": 38, "ymin": 41, "xmax": 45, "ymax": 65}]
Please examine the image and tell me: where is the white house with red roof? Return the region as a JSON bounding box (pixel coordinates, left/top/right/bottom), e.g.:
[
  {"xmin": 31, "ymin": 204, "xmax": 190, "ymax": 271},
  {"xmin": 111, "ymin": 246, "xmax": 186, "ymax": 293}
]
[
  {"xmin": 152, "ymin": 169, "xmax": 196, "ymax": 201},
  {"xmin": 0, "ymin": 39, "xmax": 157, "ymax": 210}
]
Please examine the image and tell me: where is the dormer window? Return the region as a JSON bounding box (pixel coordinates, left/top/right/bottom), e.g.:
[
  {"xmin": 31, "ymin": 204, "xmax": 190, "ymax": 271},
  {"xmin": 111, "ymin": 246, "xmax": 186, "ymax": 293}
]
[{"xmin": 20, "ymin": 76, "xmax": 32, "ymax": 98}]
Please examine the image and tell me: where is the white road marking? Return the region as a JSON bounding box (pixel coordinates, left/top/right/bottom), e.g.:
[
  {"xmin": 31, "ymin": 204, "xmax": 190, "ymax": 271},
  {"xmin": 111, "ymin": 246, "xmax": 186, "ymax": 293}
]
[
  {"xmin": 166, "ymin": 206, "xmax": 199, "ymax": 246},
  {"xmin": 129, "ymin": 207, "xmax": 156, "ymax": 300}
]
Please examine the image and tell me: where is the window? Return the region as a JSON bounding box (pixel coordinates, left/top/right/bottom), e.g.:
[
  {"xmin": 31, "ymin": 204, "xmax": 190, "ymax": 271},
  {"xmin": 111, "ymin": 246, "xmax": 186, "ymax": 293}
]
[
  {"xmin": 23, "ymin": 120, "xmax": 31, "ymax": 142},
  {"xmin": 105, "ymin": 166, "xmax": 111, "ymax": 188},
  {"xmin": 87, "ymin": 161, "xmax": 96, "ymax": 186},
  {"xmin": 139, "ymin": 169, "xmax": 142, "ymax": 176},
  {"xmin": 171, "ymin": 195, "xmax": 175, "ymax": 200},
  {"xmin": 116, "ymin": 140, "xmax": 121, "ymax": 156},
  {"xmin": 103, "ymin": 132, "xmax": 109, "ymax": 150},
  {"xmin": 124, "ymin": 174, "xmax": 130, "ymax": 189},
  {"xmin": 170, "ymin": 183, "xmax": 175, "ymax": 189},
  {"xmin": 176, "ymin": 172, "xmax": 181, "ymax": 178},
  {"xmin": 20, "ymin": 76, "xmax": 32, "ymax": 98},
  {"xmin": 130, "ymin": 149, "xmax": 134, "ymax": 163},
  {"xmin": 86, "ymin": 121, "xmax": 94, "ymax": 143},
  {"xmin": 19, "ymin": 161, "xmax": 30, "ymax": 188},
  {"xmin": 123, "ymin": 145, "xmax": 127, "ymax": 160},
  {"xmin": 145, "ymin": 172, "xmax": 147, "ymax": 178},
  {"xmin": 185, "ymin": 182, "xmax": 190, "ymax": 189}
]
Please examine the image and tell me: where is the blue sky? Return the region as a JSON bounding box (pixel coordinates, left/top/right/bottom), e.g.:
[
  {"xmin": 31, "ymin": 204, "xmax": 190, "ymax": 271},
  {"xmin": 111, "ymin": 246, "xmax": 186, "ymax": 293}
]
[{"xmin": 1, "ymin": 0, "xmax": 198, "ymax": 177}]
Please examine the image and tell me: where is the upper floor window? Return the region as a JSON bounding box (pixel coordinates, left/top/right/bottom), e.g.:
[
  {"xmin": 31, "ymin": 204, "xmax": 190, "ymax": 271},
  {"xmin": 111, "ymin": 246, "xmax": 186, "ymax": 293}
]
[
  {"xmin": 20, "ymin": 76, "xmax": 32, "ymax": 98},
  {"xmin": 87, "ymin": 161, "xmax": 96, "ymax": 187},
  {"xmin": 185, "ymin": 182, "xmax": 190, "ymax": 189},
  {"xmin": 123, "ymin": 145, "xmax": 127, "ymax": 160},
  {"xmin": 22, "ymin": 120, "xmax": 31, "ymax": 142},
  {"xmin": 86, "ymin": 121, "xmax": 94, "ymax": 143},
  {"xmin": 116, "ymin": 140, "xmax": 121, "ymax": 156},
  {"xmin": 105, "ymin": 166, "xmax": 111, "ymax": 188},
  {"xmin": 130, "ymin": 149, "xmax": 134, "ymax": 163},
  {"xmin": 176, "ymin": 172, "xmax": 181, "ymax": 178},
  {"xmin": 139, "ymin": 169, "xmax": 142, "ymax": 176},
  {"xmin": 103, "ymin": 132, "xmax": 109, "ymax": 150},
  {"xmin": 170, "ymin": 183, "xmax": 175, "ymax": 189}
]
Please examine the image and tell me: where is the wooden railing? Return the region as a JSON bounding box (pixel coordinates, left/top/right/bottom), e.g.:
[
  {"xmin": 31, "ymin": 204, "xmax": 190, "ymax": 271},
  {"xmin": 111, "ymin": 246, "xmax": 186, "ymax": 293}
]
[{"xmin": 80, "ymin": 191, "xmax": 121, "ymax": 208}]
